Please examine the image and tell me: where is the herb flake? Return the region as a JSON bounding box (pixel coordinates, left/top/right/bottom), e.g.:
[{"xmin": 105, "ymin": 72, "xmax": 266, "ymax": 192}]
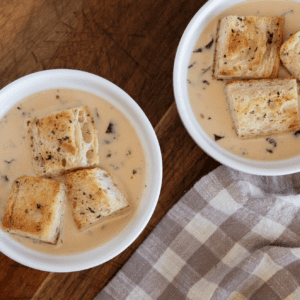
[{"xmin": 214, "ymin": 134, "xmax": 224, "ymax": 141}]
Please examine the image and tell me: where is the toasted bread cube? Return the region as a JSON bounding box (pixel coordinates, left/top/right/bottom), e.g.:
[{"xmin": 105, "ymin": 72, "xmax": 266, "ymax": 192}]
[
  {"xmin": 26, "ymin": 106, "xmax": 99, "ymax": 177},
  {"xmin": 213, "ymin": 16, "xmax": 284, "ymax": 80},
  {"xmin": 2, "ymin": 176, "xmax": 66, "ymax": 244},
  {"xmin": 280, "ymin": 30, "xmax": 300, "ymax": 81},
  {"xmin": 65, "ymin": 168, "xmax": 129, "ymax": 230},
  {"xmin": 225, "ymin": 78, "xmax": 300, "ymax": 139}
]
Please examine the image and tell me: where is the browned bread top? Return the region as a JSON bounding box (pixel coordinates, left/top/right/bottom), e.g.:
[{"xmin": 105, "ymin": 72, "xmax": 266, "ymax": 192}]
[
  {"xmin": 213, "ymin": 16, "xmax": 284, "ymax": 80},
  {"xmin": 225, "ymin": 78, "xmax": 300, "ymax": 139},
  {"xmin": 2, "ymin": 175, "xmax": 66, "ymax": 244},
  {"xmin": 26, "ymin": 106, "xmax": 99, "ymax": 177},
  {"xmin": 65, "ymin": 168, "xmax": 129, "ymax": 230}
]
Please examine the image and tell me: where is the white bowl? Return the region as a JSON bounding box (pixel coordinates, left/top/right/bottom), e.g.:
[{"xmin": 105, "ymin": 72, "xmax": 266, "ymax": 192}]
[
  {"xmin": 0, "ymin": 69, "xmax": 162, "ymax": 272},
  {"xmin": 173, "ymin": 0, "xmax": 300, "ymax": 176}
]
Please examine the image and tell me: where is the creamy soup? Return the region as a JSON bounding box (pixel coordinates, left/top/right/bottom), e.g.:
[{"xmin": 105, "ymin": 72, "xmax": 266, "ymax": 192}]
[
  {"xmin": 188, "ymin": 0, "xmax": 300, "ymax": 161},
  {"xmin": 0, "ymin": 89, "xmax": 147, "ymax": 255}
]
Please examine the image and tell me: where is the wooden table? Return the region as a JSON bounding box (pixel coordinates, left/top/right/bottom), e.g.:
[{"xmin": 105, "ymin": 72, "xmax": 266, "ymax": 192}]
[{"xmin": 0, "ymin": 1, "xmax": 220, "ymax": 299}]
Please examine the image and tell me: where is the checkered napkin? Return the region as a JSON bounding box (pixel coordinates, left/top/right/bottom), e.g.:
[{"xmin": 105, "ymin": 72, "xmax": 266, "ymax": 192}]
[{"xmin": 95, "ymin": 165, "xmax": 300, "ymax": 300}]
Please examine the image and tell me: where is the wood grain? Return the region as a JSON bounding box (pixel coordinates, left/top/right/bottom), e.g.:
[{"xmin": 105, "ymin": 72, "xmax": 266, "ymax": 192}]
[
  {"xmin": 0, "ymin": 0, "xmax": 220, "ymax": 299},
  {"xmin": 0, "ymin": 0, "xmax": 83, "ymax": 88}
]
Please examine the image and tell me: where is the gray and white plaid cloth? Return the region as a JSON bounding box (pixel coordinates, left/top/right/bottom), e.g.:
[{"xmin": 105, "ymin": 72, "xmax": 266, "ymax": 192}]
[{"xmin": 95, "ymin": 165, "xmax": 300, "ymax": 300}]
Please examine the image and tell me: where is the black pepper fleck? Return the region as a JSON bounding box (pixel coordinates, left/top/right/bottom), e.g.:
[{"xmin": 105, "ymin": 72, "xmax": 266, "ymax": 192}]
[
  {"xmin": 106, "ymin": 122, "xmax": 115, "ymax": 134},
  {"xmin": 294, "ymin": 130, "xmax": 300, "ymax": 137},
  {"xmin": 214, "ymin": 134, "xmax": 224, "ymax": 141},
  {"xmin": 202, "ymin": 66, "xmax": 211, "ymax": 74},
  {"xmin": 188, "ymin": 62, "xmax": 196, "ymax": 68},
  {"xmin": 205, "ymin": 39, "xmax": 214, "ymax": 49},
  {"xmin": 266, "ymin": 138, "xmax": 277, "ymax": 147},
  {"xmin": 193, "ymin": 48, "xmax": 202, "ymax": 53},
  {"xmin": 267, "ymin": 31, "xmax": 273, "ymax": 44},
  {"xmin": 4, "ymin": 159, "xmax": 14, "ymax": 164},
  {"xmin": 2, "ymin": 175, "xmax": 9, "ymax": 181}
]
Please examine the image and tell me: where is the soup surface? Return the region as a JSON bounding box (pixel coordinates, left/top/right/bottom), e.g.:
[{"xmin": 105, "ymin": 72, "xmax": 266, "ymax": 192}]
[
  {"xmin": 188, "ymin": 0, "xmax": 300, "ymax": 161},
  {"xmin": 0, "ymin": 88, "xmax": 147, "ymax": 255}
]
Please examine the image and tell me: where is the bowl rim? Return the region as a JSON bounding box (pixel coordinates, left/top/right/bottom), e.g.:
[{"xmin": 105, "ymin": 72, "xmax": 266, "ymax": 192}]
[
  {"xmin": 173, "ymin": 0, "xmax": 300, "ymax": 176},
  {"xmin": 0, "ymin": 69, "xmax": 163, "ymax": 272}
]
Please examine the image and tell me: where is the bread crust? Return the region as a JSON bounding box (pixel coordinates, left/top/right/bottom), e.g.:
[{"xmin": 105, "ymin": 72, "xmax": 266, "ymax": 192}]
[
  {"xmin": 213, "ymin": 16, "xmax": 284, "ymax": 80},
  {"xmin": 270, "ymin": 17, "xmax": 284, "ymax": 78},
  {"xmin": 226, "ymin": 77, "xmax": 295, "ymax": 86},
  {"xmin": 65, "ymin": 168, "xmax": 129, "ymax": 230},
  {"xmin": 280, "ymin": 29, "xmax": 300, "ymax": 81},
  {"xmin": 26, "ymin": 106, "xmax": 99, "ymax": 177},
  {"xmin": 2, "ymin": 176, "xmax": 66, "ymax": 244},
  {"xmin": 212, "ymin": 19, "xmax": 221, "ymax": 79},
  {"xmin": 225, "ymin": 78, "xmax": 300, "ymax": 139}
]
